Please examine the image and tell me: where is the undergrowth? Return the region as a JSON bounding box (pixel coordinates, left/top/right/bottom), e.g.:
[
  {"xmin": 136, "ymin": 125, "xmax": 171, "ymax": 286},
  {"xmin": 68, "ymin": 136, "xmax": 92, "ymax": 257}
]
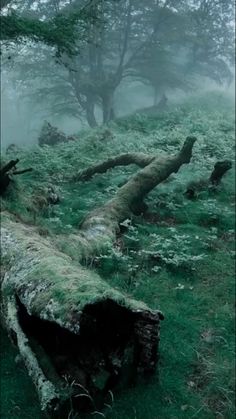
[{"xmin": 0, "ymin": 91, "xmax": 235, "ymax": 419}]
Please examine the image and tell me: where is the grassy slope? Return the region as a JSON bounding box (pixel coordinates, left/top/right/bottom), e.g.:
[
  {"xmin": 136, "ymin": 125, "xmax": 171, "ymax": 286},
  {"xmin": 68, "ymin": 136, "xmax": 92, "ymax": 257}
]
[{"xmin": 0, "ymin": 92, "xmax": 235, "ymax": 419}]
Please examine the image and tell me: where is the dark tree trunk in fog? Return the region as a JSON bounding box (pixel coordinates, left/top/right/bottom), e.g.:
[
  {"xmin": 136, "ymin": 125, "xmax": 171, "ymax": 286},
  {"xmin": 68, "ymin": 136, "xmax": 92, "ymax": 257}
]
[
  {"xmin": 101, "ymin": 89, "xmax": 116, "ymax": 124},
  {"xmin": 85, "ymin": 100, "xmax": 98, "ymax": 128}
]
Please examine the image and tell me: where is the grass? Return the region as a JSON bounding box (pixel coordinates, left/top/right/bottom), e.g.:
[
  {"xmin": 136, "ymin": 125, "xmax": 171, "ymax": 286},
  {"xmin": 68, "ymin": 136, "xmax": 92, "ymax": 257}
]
[
  {"xmin": 0, "ymin": 328, "xmax": 45, "ymax": 419},
  {"xmin": 0, "ymin": 91, "xmax": 235, "ymax": 418}
]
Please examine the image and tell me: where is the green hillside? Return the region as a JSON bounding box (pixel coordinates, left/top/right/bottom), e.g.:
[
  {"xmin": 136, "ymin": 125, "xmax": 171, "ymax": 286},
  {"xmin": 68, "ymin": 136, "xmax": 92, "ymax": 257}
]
[{"xmin": 1, "ymin": 92, "xmax": 235, "ymax": 419}]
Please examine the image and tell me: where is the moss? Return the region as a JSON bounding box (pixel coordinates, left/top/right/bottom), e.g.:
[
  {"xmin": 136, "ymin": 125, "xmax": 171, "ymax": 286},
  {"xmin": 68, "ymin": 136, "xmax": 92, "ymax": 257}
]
[
  {"xmin": 1, "ymin": 92, "xmax": 235, "ymax": 418},
  {"xmin": 1, "ymin": 215, "xmax": 150, "ymax": 336}
]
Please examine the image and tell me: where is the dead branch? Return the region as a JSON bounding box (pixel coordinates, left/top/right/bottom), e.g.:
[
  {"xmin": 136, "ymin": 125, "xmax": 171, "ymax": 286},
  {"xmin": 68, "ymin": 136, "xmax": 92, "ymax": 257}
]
[
  {"xmin": 1, "ymin": 137, "xmax": 196, "ymax": 415},
  {"xmin": 12, "ymin": 168, "xmax": 33, "ymax": 175},
  {"xmin": 74, "ymin": 153, "xmax": 155, "ymax": 181},
  {"xmin": 185, "ymin": 159, "xmax": 232, "ymax": 199}
]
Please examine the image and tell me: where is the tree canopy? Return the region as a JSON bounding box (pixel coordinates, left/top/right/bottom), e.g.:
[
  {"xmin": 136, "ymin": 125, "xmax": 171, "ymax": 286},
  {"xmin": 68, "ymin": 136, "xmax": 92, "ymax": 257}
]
[
  {"xmin": 0, "ymin": 0, "xmax": 98, "ymax": 55},
  {"xmin": 1, "ymin": 0, "xmax": 234, "ymax": 126}
]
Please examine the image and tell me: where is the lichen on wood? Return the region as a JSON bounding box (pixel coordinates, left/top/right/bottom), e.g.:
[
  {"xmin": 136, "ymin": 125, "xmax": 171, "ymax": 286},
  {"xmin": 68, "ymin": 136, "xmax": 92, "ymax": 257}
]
[
  {"xmin": 1, "ymin": 137, "xmax": 196, "ymax": 416},
  {"xmin": 1, "ymin": 213, "xmax": 162, "ymax": 415}
]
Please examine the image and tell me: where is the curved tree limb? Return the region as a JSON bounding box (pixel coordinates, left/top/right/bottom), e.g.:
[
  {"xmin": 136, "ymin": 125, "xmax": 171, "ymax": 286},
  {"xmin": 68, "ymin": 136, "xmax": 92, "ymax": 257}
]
[
  {"xmin": 74, "ymin": 153, "xmax": 155, "ymax": 181},
  {"xmin": 75, "ymin": 136, "xmax": 197, "ymax": 251}
]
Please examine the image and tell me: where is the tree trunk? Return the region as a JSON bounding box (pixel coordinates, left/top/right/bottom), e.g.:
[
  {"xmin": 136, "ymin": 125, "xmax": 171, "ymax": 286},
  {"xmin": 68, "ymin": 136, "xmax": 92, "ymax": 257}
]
[
  {"xmin": 60, "ymin": 137, "xmax": 196, "ymax": 266},
  {"xmin": 1, "ymin": 214, "xmax": 162, "ymax": 416},
  {"xmin": 85, "ymin": 100, "xmax": 98, "ymax": 128},
  {"xmin": 1, "ymin": 137, "xmax": 196, "ymax": 416},
  {"xmin": 102, "ymin": 90, "xmax": 115, "ymax": 124}
]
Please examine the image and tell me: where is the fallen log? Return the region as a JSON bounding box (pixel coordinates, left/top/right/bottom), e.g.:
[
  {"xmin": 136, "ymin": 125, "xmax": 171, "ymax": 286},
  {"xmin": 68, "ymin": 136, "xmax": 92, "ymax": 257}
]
[
  {"xmin": 67, "ymin": 136, "xmax": 197, "ymax": 260},
  {"xmin": 1, "ymin": 213, "xmax": 163, "ymax": 416},
  {"xmin": 1, "ymin": 137, "xmax": 196, "ymax": 416}
]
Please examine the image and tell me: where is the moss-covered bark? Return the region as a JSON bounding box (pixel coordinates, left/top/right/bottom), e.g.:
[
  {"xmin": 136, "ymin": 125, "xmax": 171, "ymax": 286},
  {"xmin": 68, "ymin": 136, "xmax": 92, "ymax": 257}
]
[
  {"xmin": 1, "ymin": 137, "xmax": 196, "ymax": 416},
  {"xmin": 74, "ymin": 153, "xmax": 155, "ymax": 181},
  {"xmin": 70, "ymin": 137, "xmax": 196, "ymax": 256},
  {"xmin": 1, "ymin": 213, "xmax": 162, "ymax": 415}
]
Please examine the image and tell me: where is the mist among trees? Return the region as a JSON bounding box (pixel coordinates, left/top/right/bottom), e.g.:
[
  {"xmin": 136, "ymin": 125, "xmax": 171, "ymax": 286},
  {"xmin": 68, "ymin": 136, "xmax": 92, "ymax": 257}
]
[
  {"xmin": 1, "ymin": 0, "xmax": 234, "ymax": 143},
  {"xmin": 0, "ymin": 2, "xmax": 235, "ymax": 419}
]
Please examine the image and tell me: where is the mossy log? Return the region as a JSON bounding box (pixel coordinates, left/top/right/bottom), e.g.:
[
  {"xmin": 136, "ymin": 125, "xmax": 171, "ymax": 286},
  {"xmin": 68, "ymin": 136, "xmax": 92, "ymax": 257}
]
[
  {"xmin": 68, "ymin": 136, "xmax": 197, "ymax": 258},
  {"xmin": 1, "ymin": 214, "xmax": 163, "ymax": 416},
  {"xmin": 74, "ymin": 153, "xmax": 155, "ymax": 181},
  {"xmin": 1, "ymin": 137, "xmax": 196, "ymax": 416}
]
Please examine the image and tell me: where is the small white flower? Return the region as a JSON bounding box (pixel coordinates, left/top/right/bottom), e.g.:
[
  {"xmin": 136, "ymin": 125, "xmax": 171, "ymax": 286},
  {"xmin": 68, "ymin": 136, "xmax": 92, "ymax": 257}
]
[{"xmin": 174, "ymin": 283, "xmax": 185, "ymax": 290}]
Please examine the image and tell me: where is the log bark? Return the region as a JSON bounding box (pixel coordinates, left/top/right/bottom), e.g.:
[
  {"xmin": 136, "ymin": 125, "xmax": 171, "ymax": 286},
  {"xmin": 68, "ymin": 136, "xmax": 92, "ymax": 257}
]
[
  {"xmin": 1, "ymin": 213, "xmax": 163, "ymax": 416},
  {"xmin": 72, "ymin": 136, "xmax": 197, "ymax": 256},
  {"xmin": 1, "ymin": 137, "xmax": 196, "ymax": 416},
  {"xmin": 74, "ymin": 153, "xmax": 155, "ymax": 181}
]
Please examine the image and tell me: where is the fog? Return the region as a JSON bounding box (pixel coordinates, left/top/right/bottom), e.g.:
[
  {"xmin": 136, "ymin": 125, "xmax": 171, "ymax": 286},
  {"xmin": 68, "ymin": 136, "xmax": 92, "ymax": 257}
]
[{"xmin": 1, "ymin": 0, "xmax": 235, "ymax": 149}]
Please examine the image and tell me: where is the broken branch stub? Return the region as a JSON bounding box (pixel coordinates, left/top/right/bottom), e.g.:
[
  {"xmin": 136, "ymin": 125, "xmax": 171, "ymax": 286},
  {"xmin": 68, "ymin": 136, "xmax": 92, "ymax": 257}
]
[
  {"xmin": 185, "ymin": 159, "xmax": 232, "ymax": 199},
  {"xmin": 209, "ymin": 160, "xmax": 232, "ymax": 185}
]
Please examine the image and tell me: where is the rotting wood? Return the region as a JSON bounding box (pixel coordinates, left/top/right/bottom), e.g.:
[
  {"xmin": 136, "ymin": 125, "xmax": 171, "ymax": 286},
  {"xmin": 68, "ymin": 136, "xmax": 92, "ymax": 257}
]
[
  {"xmin": 1, "ymin": 137, "xmax": 196, "ymax": 416},
  {"xmin": 1, "ymin": 214, "xmax": 163, "ymax": 416},
  {"xmin": 66, "ymin": 136, "xmax": 197, "ymax": 260}
]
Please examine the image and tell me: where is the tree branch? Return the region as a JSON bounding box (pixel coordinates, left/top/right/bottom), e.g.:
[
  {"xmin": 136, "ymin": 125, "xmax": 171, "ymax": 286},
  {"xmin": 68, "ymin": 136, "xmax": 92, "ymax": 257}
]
[
  {"xmin": 12, "ymin": 168, "xmax": 33, "ymax": 175},
  {"xmin": 115, "ymin": 0, "xmax": 133, "ymax": 82},
  {"xmin": 74, "ymin": 152, "xmax": 155, "ymax": 181}
]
